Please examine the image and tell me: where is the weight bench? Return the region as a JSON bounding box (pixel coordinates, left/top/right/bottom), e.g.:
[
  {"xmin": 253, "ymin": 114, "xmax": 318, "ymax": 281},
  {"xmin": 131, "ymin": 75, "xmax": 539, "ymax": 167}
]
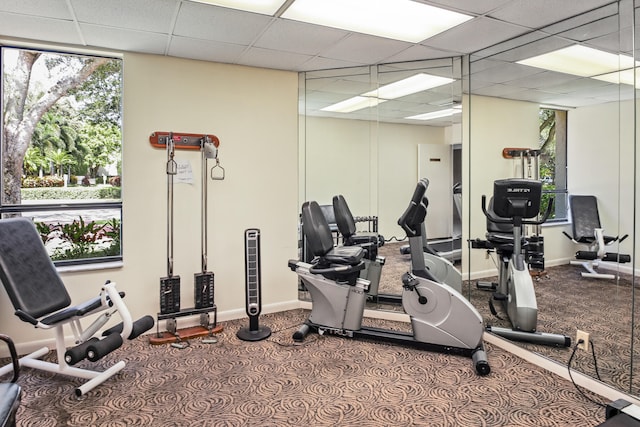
[
  {"xmin": 0, "ymin": 334, "xmax": 20, "ymax": 427},
  {"xmin": 0, "ymin": 217, "xmax": 154, "ymax": 396},
  {"xmin": 563, "ymin": 195, "xmax": 630, "ymax": 279}
]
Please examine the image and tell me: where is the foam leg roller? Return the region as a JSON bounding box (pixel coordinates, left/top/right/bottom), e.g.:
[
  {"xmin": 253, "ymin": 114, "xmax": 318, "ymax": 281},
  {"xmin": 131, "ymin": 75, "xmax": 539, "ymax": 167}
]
[
  {"xmin": 87, "ymin": 333, "xmax": 123, "ymax": 362},
  {"xmin": 102, "ymin": 315, "xmax": 155, "ymax": 340},
  {"xmin": 64, "ymin": 337, "xmax": 99, "ymax": 365},
  {"xmin": 603, "ymin": 253, "xmax": 631, "ymax": 263},
  {"xmin": 576, "ymin": 250, "xmax": 597, "ymax": 260}
]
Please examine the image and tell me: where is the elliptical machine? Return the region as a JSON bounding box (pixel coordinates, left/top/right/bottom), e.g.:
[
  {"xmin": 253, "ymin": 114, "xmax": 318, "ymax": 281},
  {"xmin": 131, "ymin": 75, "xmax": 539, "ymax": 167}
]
[
  {"xmin": 289, "ymin": 181, "xmax": 491, "ymax": 376},
  {"xmin": 475, "ymin": 178, "xmax": 570, "ymax": 347},
  {"xmin": 400, "ymin": 179, "xmax": 462, "ymax": 293}
]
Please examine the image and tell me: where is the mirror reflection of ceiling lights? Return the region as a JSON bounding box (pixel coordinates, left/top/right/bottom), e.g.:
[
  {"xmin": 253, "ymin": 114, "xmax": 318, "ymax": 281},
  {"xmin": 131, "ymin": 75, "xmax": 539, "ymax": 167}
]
[
  {"xmin": 321, "ymin": 73, "xmax": 455, "ymax": 116},
  {"xmin": 191, "ymin": 1, "xmax": 636, "ymax": 121},
  {"xmin": 517, "ymin": 45, "xmax": 640, "ymax": 89}
]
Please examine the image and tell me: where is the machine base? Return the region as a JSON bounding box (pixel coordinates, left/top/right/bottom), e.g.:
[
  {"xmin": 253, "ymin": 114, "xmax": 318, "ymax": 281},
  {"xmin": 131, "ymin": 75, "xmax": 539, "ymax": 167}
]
[
  {"xmin": 295, "ymin": 321, "xmax": 490, "ymax": 376},
  {"xmin": 149, "ymin": 325, "xmax": 223, "ymax": 345},
  {"xmin": 486, "ymin": 325, "xmax": 571, "ymax": 347}
]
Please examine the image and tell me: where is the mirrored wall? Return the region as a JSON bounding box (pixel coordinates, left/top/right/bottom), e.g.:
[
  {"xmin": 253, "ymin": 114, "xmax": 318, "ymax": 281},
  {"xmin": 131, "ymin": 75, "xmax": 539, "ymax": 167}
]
[
  {"xmin": 299, "ymin": 57, "xmax": 464, "ymax": 304},
  {"xmin": 466, "ymin": 0, "xmax": 639, "ymax": 396},
  {"xmin": 298, "ymin": 0, "xmax": 640, "ymax": 399}
]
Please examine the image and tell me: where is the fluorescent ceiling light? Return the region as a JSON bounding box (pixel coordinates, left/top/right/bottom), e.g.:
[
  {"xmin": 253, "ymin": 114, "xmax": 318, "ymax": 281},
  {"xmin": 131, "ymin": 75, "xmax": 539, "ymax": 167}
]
[
  {"xmin": 364, "ymin": 74, "xmax": 454, "ymax": 99},
  {"xmin": 406, "ymin": 108, "xmax": 461, "ymax": 121},
  {"xmin": 282, "ymin": 0, "xmax": 472, "ymax": 43},
  {"xmin": 517, "ymin": 45, "xmax": 635, "ymax": 77},
  {"xmin": 321, "ymin": 96, "xmax": 386, "ymax": 113},
  {"xmin": 322, "ymin": 73, "xmax": 454, "ymax": 113},
  {"xmin": 188, "ymin": 0, "xmax": 286, "ymax": 15}
]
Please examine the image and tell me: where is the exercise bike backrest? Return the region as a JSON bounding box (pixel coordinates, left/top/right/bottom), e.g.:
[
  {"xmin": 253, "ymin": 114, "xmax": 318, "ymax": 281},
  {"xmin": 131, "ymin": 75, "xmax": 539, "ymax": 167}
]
[
  {"xmin": 397, "ymin": 178, "xmax": 429, "ymax": 237},
  {"xmin": 301, "ymin": 201, "xmax": 365, "ymax": 281}
]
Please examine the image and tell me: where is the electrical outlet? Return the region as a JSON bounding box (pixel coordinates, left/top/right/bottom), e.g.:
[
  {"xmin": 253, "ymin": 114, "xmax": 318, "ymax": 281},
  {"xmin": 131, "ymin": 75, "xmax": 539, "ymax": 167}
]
[{"xmin": 576, "ymin": 329, "xmax": 590, "ymax": 351}]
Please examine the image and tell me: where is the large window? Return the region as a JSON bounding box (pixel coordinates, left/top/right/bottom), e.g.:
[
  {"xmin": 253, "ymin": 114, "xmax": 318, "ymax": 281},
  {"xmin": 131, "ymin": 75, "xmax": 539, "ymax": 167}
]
[
  {"xmin": 539, "ymin": 108, "xmax": 568, "ymax": 222},
  {"xmin": 1, "ymin": 47, "xmax": 122, "ymax": 266}
]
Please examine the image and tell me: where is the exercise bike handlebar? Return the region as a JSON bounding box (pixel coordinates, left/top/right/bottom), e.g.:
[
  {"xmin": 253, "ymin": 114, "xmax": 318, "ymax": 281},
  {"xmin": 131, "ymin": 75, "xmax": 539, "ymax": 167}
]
[
  {"xmin": 308, "ymin": 261, "xmax": 364, "ymax": 275},
  {"xmin": 481, "ymin": 195, "xmax": 554, "ymax": 226}
]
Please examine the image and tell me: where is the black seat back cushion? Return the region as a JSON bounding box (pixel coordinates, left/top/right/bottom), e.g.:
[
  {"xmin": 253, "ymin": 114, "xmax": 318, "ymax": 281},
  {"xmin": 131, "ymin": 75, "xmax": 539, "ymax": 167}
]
[
  {"xmin": 0, "ymin": 218, "xmax": 70, "ymax": 318},
  {"xmin": 570, "ymin": 195, "xmax": 602, "ymax": 242},
  {"xmin": 332, "ymin": 195, "xmax": 357, "ymax": 239},
  {"xmin": 302, "ymin": 201, "xmax": 336, "ymax": 258}
]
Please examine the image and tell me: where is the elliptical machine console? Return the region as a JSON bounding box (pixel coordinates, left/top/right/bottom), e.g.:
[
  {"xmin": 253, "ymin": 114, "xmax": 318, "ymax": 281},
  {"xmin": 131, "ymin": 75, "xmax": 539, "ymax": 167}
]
[
  {"xmin": 289, "ymin": 181, "xmax": 491, "ymax": 376},
  {"xmin": 478, "ymin": 178, "xmax": 570, "ymax": 347}
]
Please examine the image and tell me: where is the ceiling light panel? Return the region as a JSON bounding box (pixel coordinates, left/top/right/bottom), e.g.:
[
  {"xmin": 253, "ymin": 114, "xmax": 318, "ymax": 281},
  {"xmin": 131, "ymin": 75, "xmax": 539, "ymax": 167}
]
[
  {"xmin": 282, "ymin": 0, "xmax": 473, "ymax": 43},
  {"xmin": 188, "ymin": 0, "xmax": 286, "ymax": 15},
  {"xmin": 363, "ymin": 74, "xmax": 454, "ymax": 99},
  {"xmin": 517, "ymin": 45, "xmax": 634, "ymax": 77},
  {"xmin": 321, "ymin": 96, "xmax": 386, "ymax": 113},
  {"xmin": 406, "ymin": 108, "xmax": 461, "ymax": 121}
]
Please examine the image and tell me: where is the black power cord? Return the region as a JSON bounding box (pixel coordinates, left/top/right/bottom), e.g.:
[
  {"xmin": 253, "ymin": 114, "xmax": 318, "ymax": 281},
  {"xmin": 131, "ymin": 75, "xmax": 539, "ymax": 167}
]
[{"xmin": 567, "ymin": 338, "xmax": 606, "ymax": 408}]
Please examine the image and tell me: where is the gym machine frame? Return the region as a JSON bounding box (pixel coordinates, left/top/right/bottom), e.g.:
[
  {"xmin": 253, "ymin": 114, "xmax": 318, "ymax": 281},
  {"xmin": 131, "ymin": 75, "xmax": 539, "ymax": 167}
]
[{"xmin": 149, "ymin": 131, "xmax": 225, "ymax": 345}]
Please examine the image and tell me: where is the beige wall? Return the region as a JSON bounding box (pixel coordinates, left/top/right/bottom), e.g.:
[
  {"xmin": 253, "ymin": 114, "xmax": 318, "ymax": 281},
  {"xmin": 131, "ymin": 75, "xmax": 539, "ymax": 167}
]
[
  {"xmin": 464, "ymin": 95, "xmax": 575, "ymax": 278},
  {"xmin": 302, "ymin": 115, "xmax": 446, "ymax": 238},
  {"xmin": 0, "ymin": 52, "xmax": 300, "ymax": 352}
]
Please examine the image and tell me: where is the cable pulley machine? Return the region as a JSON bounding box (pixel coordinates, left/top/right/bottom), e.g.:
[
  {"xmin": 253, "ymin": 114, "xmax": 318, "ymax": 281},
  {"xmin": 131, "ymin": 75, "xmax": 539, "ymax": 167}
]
[{"xmin": 148, "ymin": 131, "xmax": 226, "ymax": 346}]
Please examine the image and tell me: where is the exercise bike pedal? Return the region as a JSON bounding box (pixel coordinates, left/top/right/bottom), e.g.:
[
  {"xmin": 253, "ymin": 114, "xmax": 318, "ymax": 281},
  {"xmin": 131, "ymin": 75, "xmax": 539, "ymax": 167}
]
[
  {"xmin": 492, "ymin": 292, "xmax": 507, "ymax": 301},
  {"xmin": 476, "ymin": 281, "xmax": 497, "ymax": 291}
]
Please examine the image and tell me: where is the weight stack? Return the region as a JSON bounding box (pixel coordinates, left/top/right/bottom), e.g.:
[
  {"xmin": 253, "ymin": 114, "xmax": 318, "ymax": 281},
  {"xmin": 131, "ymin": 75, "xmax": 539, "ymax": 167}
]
[
  {"xmin": 194, "ymin": 271, "xmax": 214, "ymax": 308},
  {"xmin": 160, "ymin": 276, "xmax": 181, "ymax": 314},
  {"xmin": 237, "ymin": 228, "xmax": 271, "ymax": 341}
]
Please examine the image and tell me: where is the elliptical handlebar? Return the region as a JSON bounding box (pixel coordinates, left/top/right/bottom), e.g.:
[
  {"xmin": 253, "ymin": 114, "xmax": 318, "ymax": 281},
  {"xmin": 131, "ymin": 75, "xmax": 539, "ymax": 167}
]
[
  {"xmin": 481, "ymin": 194, "xmax": 554, "ymax": 226},
  {"xmin": 397, "ymin": 179, "xmax": 429, "ymax": 236}
]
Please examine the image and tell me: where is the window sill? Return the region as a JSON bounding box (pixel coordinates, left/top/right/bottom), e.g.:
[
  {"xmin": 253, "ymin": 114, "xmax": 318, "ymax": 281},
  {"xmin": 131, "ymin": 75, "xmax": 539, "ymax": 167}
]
[
  {"xmin": 57, "ymin": 260, "xmax": 123, "ymax": 274},
  {"xmin": 541, "ymin": 220, "xmax": 570, "ymax": 228}
]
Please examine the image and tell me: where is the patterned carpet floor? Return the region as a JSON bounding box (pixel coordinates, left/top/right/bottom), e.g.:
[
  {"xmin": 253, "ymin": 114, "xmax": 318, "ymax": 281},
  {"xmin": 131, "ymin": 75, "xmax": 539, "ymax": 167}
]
[
  {"xmin": 5, "ymin": 308, "xmax": 609, "ymax": 426},
  {"xmin": 374, "ymin": 241, "xmax": 639, "ymax": 396}
]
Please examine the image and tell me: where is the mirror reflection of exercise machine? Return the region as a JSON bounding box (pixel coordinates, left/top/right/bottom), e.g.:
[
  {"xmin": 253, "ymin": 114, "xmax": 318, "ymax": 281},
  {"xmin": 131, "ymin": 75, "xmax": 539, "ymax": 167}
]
[
  {"xmin": 502, "ymin": 147, "xmax": 548, "ymax": 276},
  {"xmin": 399, "ymin": 180, "xmax": 461, "ymax": 293},
  {"xmin": 475, "ymin": 178, "xmax": 571, "ymax": 347},
  {"xmin": 563, "ymin": 195, "xmax": 630, "ymax": 279},
  {"xmin": 332, "ymin": 195, "xmax": 390, "ymax": 302},
  {"xmin": 289, "ymin": 184, "xmax": 491, "ymax": 376},
  {"xmin": 399, "ymin": 182, "xmax": 462, "ymax": 263}
]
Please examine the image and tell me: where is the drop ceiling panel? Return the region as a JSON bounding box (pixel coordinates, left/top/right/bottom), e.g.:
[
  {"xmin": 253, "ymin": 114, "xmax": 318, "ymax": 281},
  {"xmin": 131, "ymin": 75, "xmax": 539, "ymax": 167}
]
[
  {"xmin": 0, "ymin": 0, "xmax": 72, "ymax": 19},
  {"xmin": 238, "ymin": 47, "xmax": 314, "ymax": 70},
  {"xmin": 80, "ymin": 24, "xmax": 169, "ymax": 55},
  {"xmin": 422, "ymin": 0, "xmax": 513, "ymax": 16},
  {"xmin": 70, "ymin": 0, "xmax": 179, "ymax": 33},
  {"xmin": 319, "ymin": 33, "xmax": 412, "ymax": 64},
  {"xmin": 488, "ymin": 0, "xmax": 616, "ymax": 30},
  {"xmin": 0, "ymin": 13, "xmax": 82, "ymax": 46},
  {"xmin": 167, "ymin": 36, "xmax": 246, "ymax": 63},
  {"xmin": 383, "ymin": 44, "xmax": 462, "ymax": 64},
  {"xmin": 297, "ymin": 56, "xmax": 368, "ymax": 72},
  {"xmin": 423, "ymin": 17, "xmax": 529, "ymax": 54},
  {"xmin": 253, "ymin": 19, "xmax": 349, "ymax": 56},
  {"xmin": 173, "ymin": 2, "xmax": 273, "ymax": 45}
]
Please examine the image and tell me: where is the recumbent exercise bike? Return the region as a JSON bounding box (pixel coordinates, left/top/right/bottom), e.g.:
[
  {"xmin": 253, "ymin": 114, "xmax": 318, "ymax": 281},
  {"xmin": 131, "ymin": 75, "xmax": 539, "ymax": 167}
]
[
  {"xmin": 474, "ymin": 178, "xmax": 570, "ymax": 347},
  {"xmin": 289, "ymin": 180, "xmax": 491, "ymax": 376}
]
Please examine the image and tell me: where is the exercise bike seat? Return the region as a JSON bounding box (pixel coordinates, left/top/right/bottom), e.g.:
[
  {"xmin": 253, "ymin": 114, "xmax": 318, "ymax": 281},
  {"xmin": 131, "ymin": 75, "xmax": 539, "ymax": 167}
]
[{"xmin": 485, "ymin": 198, "xmax": 526, "ymax": 253}]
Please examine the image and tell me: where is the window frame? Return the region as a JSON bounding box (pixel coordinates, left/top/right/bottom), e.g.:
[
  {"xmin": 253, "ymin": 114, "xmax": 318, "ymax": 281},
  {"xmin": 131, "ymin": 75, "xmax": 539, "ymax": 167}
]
[{"xmin": 0, "ymin": 45, "xmax": 124, "ymax": 267}]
